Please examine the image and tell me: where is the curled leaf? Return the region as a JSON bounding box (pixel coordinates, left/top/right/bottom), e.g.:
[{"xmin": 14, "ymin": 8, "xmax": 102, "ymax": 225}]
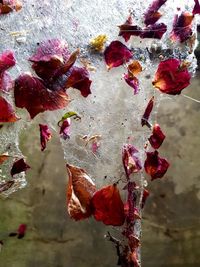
[
  {"xmin": 90, "ymin": 34, "xmax": 108, "ymax": 51},
  {"xmin": 10, "ymin": 158, "xmax": 30, "ymax": 176},
  {"xmin": 104, "ymin": 41, "xmax": 133, "ymax": 69},
  {"xmin": 57, "ymin": 111, "xmax": 81, "ymax": 126},
  {"xmin": 122, "ymin": 144, "xmax": 142, "ymax": 178},
  {"xmin": 141, "ymin": 96, "xmax": 154, "ymax": 127},
  {"xmin": 66, "ymin": 164, "xmax": 96, "ymax": 220},
  {"xmin": 0, "ymin": 96, "xmax": 20, "ymax": 122},
  {"xmin": 91, "ymin": 184, "xmax": 125, "ymax": 226},
  {"xmin": 144, "ymin": 150, "xmax": 169, "ymax": 180},
  {"xmin": 39, "ymin": 124, "xmax": 52, "ymax": 151},
  {"xmin": 149, "ymin": 123, "xmax": 165, "ymax": 149},
  {"xmin": 152, "ymin": 59, "xmax": 191, "ymax": 95}
]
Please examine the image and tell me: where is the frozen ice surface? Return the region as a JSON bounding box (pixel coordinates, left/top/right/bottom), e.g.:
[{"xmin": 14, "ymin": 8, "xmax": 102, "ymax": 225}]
[{"xmin": 0, "ymin": 0, "xmax": 198, "ymax": 197}]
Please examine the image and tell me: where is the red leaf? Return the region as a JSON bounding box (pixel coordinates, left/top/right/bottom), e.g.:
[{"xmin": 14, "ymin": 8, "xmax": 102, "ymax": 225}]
[
  {"xmin": 118, "ymin": 16, "xmax": 142, "ymax": 42},
  {"xmin": 144, "ymin": 0, "xmax": 167, "ymax": 26},
  {"xmin": 0, "ymin": 72, "xmax": 13, "ymax": 92},
  {"xmin": 152, "ymin": 59, "xmax": 191, "ymax": 95},
  {"xmin": 141, "ymin": 96, "xmax": 154, "ymax": 127},
  {"xmin": 0, "ymin": 96, "xmax": 20, "ymax": 122},
  {"xmin": 14, "ymin": 74, "xmax": 69, "ymax": 119},
  {"xmin": 193, "ymin": 0, "xmax": 200, "ymax": 15},
  {"xmin": 123, "ymin": 74, "xmax": 139, "ymax": 95},
  {"xmin": 144, "ymin": 150, "xmax": 169, "ymax": 180},
  {"xmin": 170, "ymin": 12, "xmax": 194, "ymax": 43},
  {"xmin": 59, "ymin": 118, "xmax": 71, "ymax": 140},
  {"xmin": 10, "ymin": 158, "xmax": 30, "ymax": 176},
  {"xmin": 122, "ymin": 144, "xmax": 142, "ymax": 178},
  {"xmin": 148, "ymin": 123, "xmax": 165, "ymax": 149},
  {"xmin": 65, "ymin": 67, "xmax": 92, "ymax": 97},
  {"xmin": 66, "ymin": 164, "xmax": 96, "ymax": 220},
  {"xmin": 104, "ymin": 41, "xmax": 133, "ymax": 69},
  {"xmin": 39, "ymin": 124, "xmax": 52, "ymax": 151},
  {"xmin": 140, "ymin": 23, "xmax": 167, "ymax": 39},
  {"xmin": 91, "ymin": 184, "xmax": 125, "ymax": 226},
  {"xmin": 0, "ymin": 50, "xmax": 15, "ymax": 72}
]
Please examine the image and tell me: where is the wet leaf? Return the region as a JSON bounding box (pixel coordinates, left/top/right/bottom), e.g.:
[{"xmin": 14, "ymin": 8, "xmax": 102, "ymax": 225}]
[
  {"xmin": 152, "ymin": 59, "xmax": 191, "ymax": 95},
  {"xmin": 149, "ymin": 123, "xmax": 165, "ymax": 149},
  {"xmin": 91, "ymin": 184, "xmax": 125, "ymax": 226},
  {"xmin": 66, "ymin": 164, "xmax": 96, "ymax": 220},
  {"xmin": 39, "ymin": 124, "xmax": 52, "ymax": 151},
  {"xmin": 0, "ymin": 96, "xmax": 20, "ymax": 122},
  {"xmin": 144, "ymin": 150, "xmax": 169, "ymax": 180},
  {"xmin": 10, "ymin": 158, "xmax": 30, "ymax": 176},
  {"xmin": 104, "ymin": 41, "xmax": 133, "ymax": 69}
]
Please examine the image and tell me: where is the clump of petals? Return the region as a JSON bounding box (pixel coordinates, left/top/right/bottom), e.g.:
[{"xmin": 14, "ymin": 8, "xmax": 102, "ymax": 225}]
[
  {"xmin": 144, "ymin": 150, "xmax": 169, "ymax": 180},
  {"xmin": 11, "ymin": 158, "xmax": 30, "ymax": 176},
  {"xmin": 0, "ymin": 96, "xmax": 20, "ymax": 122},
  {"xmin": 90, "ymin": 34, "xmax": 108, "ymax": 52},
  {"xmin": 104, "ymin": 41, "xmax": 133, "ymax": 69},
  {"xmin": 39, "ymin": 124, "xmax": 52, "ymax": 151},
  {"xmin": 91, "ymin": 184, "xmax": 125, "ymax": 226},
  {"xmin": 141, "ymin": 96, "xmax": 154, "ymax": 127},
  {"xmin": 149, "ymin": 123, "xmax": 165, "ymax": 149},
  {"xmin": 153, "ymin": 59, "xmax": 191, "ymax": 95},
  {"xmin": 66, "ymin": 164, "xmax": 96, "ymax": 220}
]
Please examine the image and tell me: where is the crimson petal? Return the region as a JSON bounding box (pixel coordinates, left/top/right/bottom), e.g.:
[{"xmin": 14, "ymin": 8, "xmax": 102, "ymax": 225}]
[
  {"xmin": 123, "ymin": 73, "xmax": 139, "ymax": 95},
  {"xmin": 144, "ymin": 150, "xmax": 169, "ymax": 180},
  {"xmin": 17, "ymin": 224, "xmax": 27, "ymax": 239},
  {"xmin": 92, "ymin": 184, "xmax": 125, "ymax": 226},
  {"xmin": 193, "ymin": 0, "xmax": 200, "ymax": 15},
  {"xmin": 141, "ymin": 96, "xmax": 154, "ymax": 127},
  {"xmin": 104, "ymin": 41, "xmax": 133, "ymax": 69},
  {"xmin": 59, "ymin": 118, "xmax": 71, "ymax": 140},
  {"xmin": 152, "ymin": 59, "xmax": 191, "ymax": 95},
  {"xmin": 140, "ymin": 23, "xmax": 167, "ymax": 39},
  {"xmin": 118, "ymin": 16, "xmax": 142, "ymax": 42},
  {"xmin": 65, "ymin": 67, "xmax": 92, "ymax": 97},
  {"xmin": 141, "ymin": 189, "xmax": 150, "ymax": 208},
  {"xmin": 0, "ymin": 71, "xmax": 13, "ymax": 92},
  {"xmin": 0, "ymin": 50, "xmax": 15, "ymax": 73},
  {"xmin": 144, "ymin": 0, "xmax": 167, "ymax": 26},
  {"xmin": 14, "ymin": 74, "xmax": 69, "ymax": 119},
  {"xmin": 149, "ymin": 123, "xmax": 165, "ymax": 149},
  {"xmin": 0, "ymin": 96, "xmax": 20, "ymax": 122},
  {"xmin": 122, "ymin": 144, "xmax": 142, "ymax": 179},
  {"xmin": 11, "ymin": 158, "xmax": 30, "ymax": 176},
  {"xmin": 39, "ymin": 124, "xmax": 52, "ymax": 151}
]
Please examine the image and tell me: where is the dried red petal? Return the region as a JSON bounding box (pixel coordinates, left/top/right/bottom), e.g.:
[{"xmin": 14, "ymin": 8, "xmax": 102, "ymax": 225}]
[
  {"xmin": 0, "ymin": 154, "xmax": 9, "ymax": 164},
  {"xmin": 0, "ymin": 0, "xmax": 21, "ymax": 14},
  {"xmin": 144, "ymin": 150, "xmax": 169, "ymax": 180},
  {"xmin": 193, "ymin": 0, "xmax": 200, "ymax": 15},
  {"xmin": 149, "ymin": 123, "xmax": 165, "ymax": 149},
  {"xmin": 39, "ymin": 124, "xmax": 52, "ymax": 151},
  {"xmin": 118, "ymin": 16, "xmax": 142, "ymax": 42},
  {"xmin": 0, "ymin": 72, "xmax": 13, "ymax": 92},
  {"xmin": 122, "ymin": 144, "xmax": 142, "ymax": 178},
  {"xmin": 59, "ymin": 118, "xmax": 71, "ymax": 140},
  {"xmin": 0, "ymin": 50, "xmax": 15, "ymax": 73},
  {"xmin": 123, "ymin": 73, "xmax": 139, "ymax": 95},
  {"xmin": 141, "ymin": 96, "xmax": 154, "ymax": 127},
  {"xmin": 0, "ymin": 96, "xmax": 20, "ymax": 122},
  {"xmin": 10, "ymin": 158, "xmax": 30, "ymax": 176},
  {"xmin": 104, "ymin": 41, "xmax": 133, "ymax": 69},
  {"xmin": 14, "ymin": 74, "xmax": 69, "ymax": 119},
  {"xmin": 144, "ymin": 0, "xmax": 167, "ymax": 26},
  {"xmin": 152, "ymin": 59, "xmax": 191, "ymax": 95},
  {"xmin": 170, "ymin": 12, "xmax": 194, "ymax": 43},
  {"xmin": 0, "ymin": 180, "xmax": 14, "ymax": 193},
  {"xmin": 140, "ymin": 23, "xmax": 167, "ymax": 39},
  {"xmin": 66, "ymin": 164, "xmax": 96, "ymax": 220},
  {"xmin": 91, "ymin": 184, "xmax": 125, "ymax": 226},
  {"xmin": 17, "ymin": 224, "xmax": 27, "ymax": 239},
  {"xmin": 65, "ymin": 67, "xmax": 92, "ymax": 97},
  {"xmin": 141, "ymin": 189, "xmax": 150, "ymax": 208},
  {"xmin": 128, "ymin": 60, "xmax": 142, "ymax": 76}
]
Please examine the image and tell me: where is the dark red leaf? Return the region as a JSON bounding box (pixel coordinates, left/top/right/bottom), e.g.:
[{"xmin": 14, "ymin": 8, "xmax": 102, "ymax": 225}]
[
  {"xmin": 170, "ymin": 12, "xmax": 194, "ymax": 43},
  {"xmin": 0, "ymin": 71, "xmax": 13, "ymax": 92},
  {"xmin": 14, "ymin": 74, "xmax": 69, "ymax": 119},
  {"xmin": 149, "ymin": 123, "xmax": 165, "ymax": 149},
  {"xmin": 65, "ymin": 67, "xmax": 92, "ymax": 97},
  {"xmin": 39, "ymin": 124, "xmax": 52, "ymax": 151},
  {"xmin": 10, "ymin": 158, "xmax": 30, "ymax": 176},
  {"xmin": 0, "ymin": 96, "xmax": 20, "ymax": 122},
  {"xmin": 141, "ymin": 189, "xmax": 150, "ymax": 208},
  {"xmin": 91, "ymin": 184, "xmax": 125, "ymax": 226},
  {"xmin": 66, "ymin": 164, "xmax": 96, "ymax": 220},
  {"xmin": 122, "ymin": 144, "xmax": 142, "ymax": 178},
  {"xmin": 0, "ymin": 50, "xmax": 15, "ymax": 73},
  {"xmin": 17, "ymin": 224, "xmax": 27, "ymax": 239},
  {"xmin": 104, "ymin": 41, "xmax": 133, "ymax": 69},
  {"xmin": 59, "ymin": 118, "xmax": 71, "ymax": 140},
  {"xmin": 152, "ymin": 59, "xmax": 191, "ymax": 95},
  {"xmin": 140, "ymin": 23, "xmax": 167, "ymax": 39},
  {"xmin": 123, "ymin": 74, "xmax": 139, "ymax": 95},
  {"xmin": 193, "ymin": 0, "xmax": 200, "ymax": 15},
  {"xmin": 141, "ymin": 96, "xmax": 154, "ymax": 127},
  {"xmin": 144, "ymin": 0, "xmax": 167, "ymax": 26},
  {"xmin": 144, "ymin": 150, "xmax": 169, "ymax": 180},
  {"xmin": 118, "ymin": 16, "xmax": 142, "ymax": 42}
]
